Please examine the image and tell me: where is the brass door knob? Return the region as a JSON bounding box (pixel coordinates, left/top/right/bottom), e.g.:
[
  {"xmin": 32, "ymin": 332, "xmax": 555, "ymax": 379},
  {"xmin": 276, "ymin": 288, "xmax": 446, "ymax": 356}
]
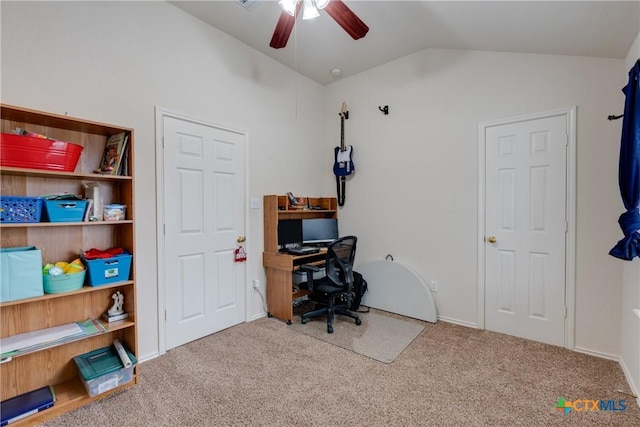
[
  {"xmin": 487, "ymin": 236, "xmax": 497, "ymax": 243},
  {"xmin": 237, "ymin": 236, "xmax": 246, "ymax": 243}
]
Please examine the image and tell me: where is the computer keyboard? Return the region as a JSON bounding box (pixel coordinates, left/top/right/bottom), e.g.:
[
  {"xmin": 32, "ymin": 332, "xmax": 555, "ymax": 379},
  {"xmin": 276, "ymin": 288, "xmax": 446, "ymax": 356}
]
[{"xmin": 288, "ymin": 246, "xmax": 320, "ymax": 255}]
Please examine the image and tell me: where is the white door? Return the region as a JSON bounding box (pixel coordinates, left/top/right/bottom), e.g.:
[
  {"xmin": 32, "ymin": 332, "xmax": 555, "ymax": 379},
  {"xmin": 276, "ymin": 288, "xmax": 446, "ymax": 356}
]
[
  {"xmin": 484, "ymin": 114, "xmax": 567, "ymax": 346},
  {"xmin": 162, "ymin": 115, "xmax": 246, "ymax": 350}
]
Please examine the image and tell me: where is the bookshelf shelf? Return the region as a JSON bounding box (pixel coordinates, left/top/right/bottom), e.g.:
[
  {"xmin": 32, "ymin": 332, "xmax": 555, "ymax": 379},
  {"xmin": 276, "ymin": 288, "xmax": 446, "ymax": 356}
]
[
  {"xmin": 0, "ymin": 281, "xmax": 133, "ymax": 307},
  {"xmin": 0, "ymin": 220, "xmax": 133, "ymax": 229},
  {"xmin": 10, "ymin": 377, "xmax": 135, "ymax": 426},
  {"xmin": 0, "ymin": 166, "xmax": 133, "ymax": 181},
  {"xmin": 1, "ymin": 319, "xmax": 135, "ymax": 362}
]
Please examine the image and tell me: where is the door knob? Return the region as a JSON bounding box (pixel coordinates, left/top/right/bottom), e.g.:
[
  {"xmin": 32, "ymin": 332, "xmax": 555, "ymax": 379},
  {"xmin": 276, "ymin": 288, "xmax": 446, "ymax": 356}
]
[
  {"xmin": 237, "ymin": 236, "xmax": 246, "ymax": 243},
  {"xmin": 487, "ymin": 236, "xmax": 497, "ymax": 243}
]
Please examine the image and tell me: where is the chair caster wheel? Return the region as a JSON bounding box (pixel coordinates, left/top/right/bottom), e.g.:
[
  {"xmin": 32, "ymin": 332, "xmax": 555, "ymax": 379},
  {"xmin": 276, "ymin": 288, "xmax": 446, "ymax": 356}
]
[
  {"xmin": 301, "ymin": 319, "xmax": 307, "ymax": 324},
  {"xmin": 328, "ymin": 326, "xmax": 334, "ymax": 333},
  {"xmin": 355, "ymin": 318, "xmax": 362, "ymax": 326}
]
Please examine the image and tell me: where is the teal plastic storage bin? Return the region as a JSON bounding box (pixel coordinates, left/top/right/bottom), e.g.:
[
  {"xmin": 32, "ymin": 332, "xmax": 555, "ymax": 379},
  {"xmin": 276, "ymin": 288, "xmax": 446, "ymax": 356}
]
[
  {"xmin": 74, "ymin": 345, "xmax": 137, "ymax": 397},
  {"xmin": 0, "ymin": 246, "xmax": 44, "ymax": 302},
  {"xmin": 43, "ymin": 270, "xmax": 86, "ymax": 294},
  {"xmin": 83, "ymin": 254, "xmax": 132, "ymax": 286},
  {"xmin": 42, "ymin": 200, "xmax": 87, "ymax": 222}
]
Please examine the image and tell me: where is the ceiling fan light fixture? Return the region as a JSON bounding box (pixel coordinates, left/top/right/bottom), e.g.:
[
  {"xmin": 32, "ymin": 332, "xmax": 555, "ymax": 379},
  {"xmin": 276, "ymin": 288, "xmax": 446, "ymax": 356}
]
[
  {"xmin": 278, "ymin": 0, "xmax": 297, "ymax": 16},
  {"xmin": 302, "ymin": 0, "xmax": 320, "ymax": 20},
  {"xmin": 270, "ymin": 0, "xmax": 367, "ymax": 49}
]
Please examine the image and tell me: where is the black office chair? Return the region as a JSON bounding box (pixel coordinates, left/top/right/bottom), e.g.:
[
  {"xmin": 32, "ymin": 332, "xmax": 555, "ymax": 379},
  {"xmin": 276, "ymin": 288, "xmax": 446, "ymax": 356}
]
[{"xmin": 299, "ymin": 235, "xmax": 362, "ymax": 333}]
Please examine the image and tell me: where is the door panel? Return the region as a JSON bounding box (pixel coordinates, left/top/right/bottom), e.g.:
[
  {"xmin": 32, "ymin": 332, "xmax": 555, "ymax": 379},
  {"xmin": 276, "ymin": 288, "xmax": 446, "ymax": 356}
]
[
  {"xmin": 163, "ymin": 116, "xmax": 246, "ymax": 350},
  {"xmin": 485, "ymin": 115, "xmax": 566, "ymax": 346}
]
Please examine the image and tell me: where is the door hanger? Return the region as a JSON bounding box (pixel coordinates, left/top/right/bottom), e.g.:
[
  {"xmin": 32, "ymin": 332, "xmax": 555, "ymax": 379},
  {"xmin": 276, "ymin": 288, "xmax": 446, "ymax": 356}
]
[
  {"xmin": 234, "ymin": 246, "xmax": 247, "ymax": 262},
  {"xmin": 235, "ymin": 236, "xmax": 247, "ymax": 262}
]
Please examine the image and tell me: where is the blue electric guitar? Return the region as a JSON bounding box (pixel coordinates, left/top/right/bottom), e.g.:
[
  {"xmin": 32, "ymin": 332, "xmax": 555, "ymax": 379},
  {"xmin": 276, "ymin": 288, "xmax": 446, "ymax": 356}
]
[{"xmin": 333, "ymin": 102, "xmax": 354, "ymax": 177}]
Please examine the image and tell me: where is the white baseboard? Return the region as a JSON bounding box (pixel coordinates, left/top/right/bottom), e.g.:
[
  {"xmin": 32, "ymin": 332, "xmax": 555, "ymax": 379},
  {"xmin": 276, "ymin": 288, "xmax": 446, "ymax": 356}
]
[
  {"xmin": 573, "ymin": 346, "xmax": 640, "ymax": 408},
  {"xmin": 437, "ymin": 316, "xmax": 478, "ymax": 329},
  {"xmin": 572, "ymin": 346, "xmax": 619, "ymax": 361},
  {"xmin": 248, "ymin": 312, "xmax": 267, "ymax": 322},
  {"xmin": 619, "ymin": 357, "xmax": 640, "ymax": 408},
  {"xmin": 138, "ymin": 351, "xmax": 161, "ymax": 364}
]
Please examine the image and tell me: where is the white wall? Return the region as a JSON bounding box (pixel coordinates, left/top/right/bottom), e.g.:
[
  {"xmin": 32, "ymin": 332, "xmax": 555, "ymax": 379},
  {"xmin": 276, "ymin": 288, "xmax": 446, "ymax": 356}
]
[
  {"xmin": 0, "ymin": 1, "xmax": 633, "ymax": 361},
  {"xmin": 619, "ymin": 32, "xmax": 640, "ymax": 403},
  {"xmin": 1, "ymin": 1, "xmax": 327, "ymax": 360},
  {"xmin": 326, "ymin": 49, "xmax": 626, "ymax": 357}
]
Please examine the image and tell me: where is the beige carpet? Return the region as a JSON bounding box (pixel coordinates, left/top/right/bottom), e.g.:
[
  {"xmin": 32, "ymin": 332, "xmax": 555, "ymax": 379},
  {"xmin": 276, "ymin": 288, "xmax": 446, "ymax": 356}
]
[
  {"xmin": 40, "ymin": 313, "xmax": 640, "ymax": 426},
  {"xmin": 289, "ymin": 309, "xmax": 424, "ymax": 363}
]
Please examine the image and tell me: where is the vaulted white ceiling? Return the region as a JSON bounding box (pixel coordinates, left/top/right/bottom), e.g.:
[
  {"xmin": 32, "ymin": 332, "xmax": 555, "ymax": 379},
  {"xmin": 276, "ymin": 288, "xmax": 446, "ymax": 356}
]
[{"xmin": 170, "ymin": 1, "xmax": 640, "ymax": 85}]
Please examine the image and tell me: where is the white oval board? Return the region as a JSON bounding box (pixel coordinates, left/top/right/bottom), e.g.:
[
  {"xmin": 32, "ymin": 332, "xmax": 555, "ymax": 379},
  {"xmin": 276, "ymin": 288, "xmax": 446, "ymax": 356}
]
[{"xmin": 359, "ymin": 260, "xmax": 437, "ymax": 323}]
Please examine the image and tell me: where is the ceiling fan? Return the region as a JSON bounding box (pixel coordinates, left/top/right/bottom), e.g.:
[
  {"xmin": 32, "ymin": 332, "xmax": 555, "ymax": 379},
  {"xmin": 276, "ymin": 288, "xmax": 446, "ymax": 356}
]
[{"xmin": 270, "ymin": 0, "xmax": 369, "ymax": 49}]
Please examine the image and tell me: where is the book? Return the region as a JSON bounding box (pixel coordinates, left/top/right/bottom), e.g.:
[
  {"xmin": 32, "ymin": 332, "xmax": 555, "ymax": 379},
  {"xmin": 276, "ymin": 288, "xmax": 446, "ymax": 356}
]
[
  {"xmin": 83, "ymin": 198, "xmax": 94, "ymax": 222},
  {"xmin": 1, "ymin": 323, "xmax": 84, "ymax": 356},
  {"xmin": 0, "ymin": 320, "xmax": 106, "ymax": 359},
  {"xmin": 1, "ymin": 386, "xmax": 55, "ymax": 426},
  {"xmin": 95, "ymin": 132, "xmax": 128, "ymax": 175},
  {"xmin": 116, "ymin": 136, "xmax": 129, "ymax": 176},
  {"xmin": 102, "ymin": 312, "xmax": 129, "ymax": 323}
]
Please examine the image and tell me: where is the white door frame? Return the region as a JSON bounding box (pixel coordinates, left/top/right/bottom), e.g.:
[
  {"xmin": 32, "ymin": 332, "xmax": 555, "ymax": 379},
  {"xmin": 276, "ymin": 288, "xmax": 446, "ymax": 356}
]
[
  {"xmin": 155, "ymin": 106, "xmax": 250, "ymax": 355},
  {"xmin": 477, "ymin": 107, "xmax": 576, "ymax": 349}
]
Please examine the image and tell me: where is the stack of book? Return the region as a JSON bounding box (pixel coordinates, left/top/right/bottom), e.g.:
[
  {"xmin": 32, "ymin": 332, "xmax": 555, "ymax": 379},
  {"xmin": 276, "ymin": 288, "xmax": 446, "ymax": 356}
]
[
  {"xmin": 102, "ymin": 312, "xmax": 129, "ymax": 323},
  {"xmin": 0, "ymin": 320, "xmax": 107, "ymax": 360}
]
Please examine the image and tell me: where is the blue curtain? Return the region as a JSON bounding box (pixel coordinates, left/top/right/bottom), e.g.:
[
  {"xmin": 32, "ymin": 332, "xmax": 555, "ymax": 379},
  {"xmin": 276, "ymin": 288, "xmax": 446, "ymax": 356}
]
[{"xmin": 610, "ymin": 60, "xmax": 640, "ymax": 260}]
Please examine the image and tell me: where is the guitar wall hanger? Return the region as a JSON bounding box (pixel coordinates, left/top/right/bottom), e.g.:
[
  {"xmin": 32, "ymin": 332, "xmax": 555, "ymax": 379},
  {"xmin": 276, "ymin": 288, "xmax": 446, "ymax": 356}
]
[{"xmin": 378, "ymin": 105, "xmax": 389, "ymax": 115}]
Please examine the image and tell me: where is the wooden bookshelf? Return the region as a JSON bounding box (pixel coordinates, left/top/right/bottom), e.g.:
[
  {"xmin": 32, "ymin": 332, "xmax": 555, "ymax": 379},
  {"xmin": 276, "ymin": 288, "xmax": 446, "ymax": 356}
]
[{"xmin": 0, "ymin": 104, "xmax": 137, "ymax": 424}]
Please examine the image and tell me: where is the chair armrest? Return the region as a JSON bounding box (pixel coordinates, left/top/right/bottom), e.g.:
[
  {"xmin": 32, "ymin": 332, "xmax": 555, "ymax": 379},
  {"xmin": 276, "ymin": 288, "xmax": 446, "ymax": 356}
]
[
  {"xmin": 299, "ymin": 264, "xmax": 321, "ymax": 290},
  {"xmin": 299, "ymin": 264, "xmax": 321, "ymax": 273}
]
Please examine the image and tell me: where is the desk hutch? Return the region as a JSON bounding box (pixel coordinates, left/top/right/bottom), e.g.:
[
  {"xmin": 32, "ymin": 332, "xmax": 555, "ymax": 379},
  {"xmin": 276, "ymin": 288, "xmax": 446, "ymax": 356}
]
[{"xmin": 262, "ymin": 194, "xmax": 337, "ymax": 324}]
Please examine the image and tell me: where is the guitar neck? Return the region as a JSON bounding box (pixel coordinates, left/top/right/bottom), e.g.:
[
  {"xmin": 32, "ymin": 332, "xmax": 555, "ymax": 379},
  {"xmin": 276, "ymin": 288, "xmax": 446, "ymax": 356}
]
[{"xmin": 340, "ymin": 116, "xmax": 345, "ymax": 151}]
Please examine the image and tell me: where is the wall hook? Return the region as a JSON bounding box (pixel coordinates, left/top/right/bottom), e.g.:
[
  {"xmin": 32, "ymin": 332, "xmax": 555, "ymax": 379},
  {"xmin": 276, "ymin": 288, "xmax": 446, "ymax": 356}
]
[{"xmin": 378, "ymin": 105, "xmax": 389, "ymax": 115}]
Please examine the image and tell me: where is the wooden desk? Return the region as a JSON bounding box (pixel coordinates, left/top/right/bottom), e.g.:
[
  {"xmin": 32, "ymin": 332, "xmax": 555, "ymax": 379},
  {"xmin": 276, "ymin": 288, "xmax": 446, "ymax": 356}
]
[
  {"xmin": 262, "ymin": 195, "xmax": 337, "ymax": 324},
  {"xmin": 263, "ymin": 250, "xmax": 326, "ymax": 324}
]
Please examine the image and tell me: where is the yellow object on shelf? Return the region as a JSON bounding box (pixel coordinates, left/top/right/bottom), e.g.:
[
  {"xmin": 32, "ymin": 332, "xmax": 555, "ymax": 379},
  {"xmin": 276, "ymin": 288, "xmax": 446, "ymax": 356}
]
[
  {"xmin": 55, "ymin": 261, "xmax": 69, "ymax": 271},
  {"xmin": 67, "ymin": 263, "xmax": 84, "ymax": 274},
  {"xmin": 44, "ymin": 258, "xmax": 85, "ymax": 275}
]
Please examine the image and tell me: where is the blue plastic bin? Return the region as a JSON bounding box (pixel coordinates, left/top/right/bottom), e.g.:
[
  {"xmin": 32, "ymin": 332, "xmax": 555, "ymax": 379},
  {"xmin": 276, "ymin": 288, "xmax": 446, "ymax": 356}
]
[
  {"xmin": 42, "ymin": 200, "xmax": 87, "ymax": 222},
  {"xmin": 0, "ymin": 197, "xmax": 43, "ymax": 223},
  {"xmin": 82, "ymin": 254, "xmax": 132, "ymax": 286}
]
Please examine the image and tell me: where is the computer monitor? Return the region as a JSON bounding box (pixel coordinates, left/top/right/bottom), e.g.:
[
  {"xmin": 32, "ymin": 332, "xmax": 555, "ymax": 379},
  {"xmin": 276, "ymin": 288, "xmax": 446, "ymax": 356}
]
[
  {"xmin": 302, "ymin": 218, "xmax": 339, "ymax": 245},
  {"xmin": 278, "ymin": 219, "xmax": 302, "ymax": 247}
]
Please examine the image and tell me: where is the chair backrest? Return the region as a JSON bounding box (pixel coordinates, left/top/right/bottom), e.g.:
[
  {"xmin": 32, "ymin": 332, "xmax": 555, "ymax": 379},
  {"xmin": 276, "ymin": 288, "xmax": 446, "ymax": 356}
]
[{"xmin": 325, "ymin": 236, "xmax": 357, "ymax": 289}]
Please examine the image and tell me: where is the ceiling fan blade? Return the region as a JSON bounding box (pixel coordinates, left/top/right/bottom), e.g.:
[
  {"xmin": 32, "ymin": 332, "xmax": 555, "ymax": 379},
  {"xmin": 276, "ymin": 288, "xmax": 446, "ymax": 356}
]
[
  {"xmin": 324, "ymin": 0, "xmax": 369, "ymax": 40},
  {"xmin": 269, "ymin": 3, "xmax": 302, "ymax": 49}
]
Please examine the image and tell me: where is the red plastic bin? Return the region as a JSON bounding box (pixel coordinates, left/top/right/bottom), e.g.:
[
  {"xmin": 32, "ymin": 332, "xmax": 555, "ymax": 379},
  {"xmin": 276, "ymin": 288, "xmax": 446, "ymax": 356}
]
[{"xmin": 0, "ymin": 133, "xmax": 83, "ymax": 172}]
